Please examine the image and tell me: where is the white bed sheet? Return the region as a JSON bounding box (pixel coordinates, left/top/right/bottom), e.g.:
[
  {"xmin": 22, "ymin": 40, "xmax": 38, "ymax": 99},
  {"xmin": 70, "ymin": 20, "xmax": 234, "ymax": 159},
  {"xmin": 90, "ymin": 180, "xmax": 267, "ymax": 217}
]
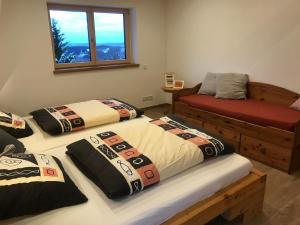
[
  {"xmin": 20, "ymin": 116, "xmax": 152, "ymax": 153},
  {"xmin": 2, "ymin": 146, "xmax": 252, "ymax": 225}
]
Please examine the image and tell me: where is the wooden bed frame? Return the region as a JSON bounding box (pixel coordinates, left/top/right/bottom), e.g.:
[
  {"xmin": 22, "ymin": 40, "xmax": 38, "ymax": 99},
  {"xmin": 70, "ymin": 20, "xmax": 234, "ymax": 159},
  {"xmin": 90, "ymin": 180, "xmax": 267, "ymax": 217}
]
[
  {"xmin": 173, "ymin": 82, "xmax": 300, "ymax": 173},
  {"xmin": 164, "ymin": 169, "xmax": 266, "ymax": 225}
]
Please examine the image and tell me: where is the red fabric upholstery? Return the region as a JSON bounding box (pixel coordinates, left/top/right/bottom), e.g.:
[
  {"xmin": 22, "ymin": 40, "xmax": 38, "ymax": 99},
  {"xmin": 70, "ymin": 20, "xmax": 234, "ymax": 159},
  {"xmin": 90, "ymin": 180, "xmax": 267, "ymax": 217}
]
[{"xmin": 179, "ymin": 94, "xmax": 300, "ymax": 131}]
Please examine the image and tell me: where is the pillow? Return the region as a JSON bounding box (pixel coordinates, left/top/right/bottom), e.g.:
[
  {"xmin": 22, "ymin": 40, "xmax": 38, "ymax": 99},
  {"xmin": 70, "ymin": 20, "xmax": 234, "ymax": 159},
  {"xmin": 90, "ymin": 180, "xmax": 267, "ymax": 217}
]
[
  {"xmin": 215, "ymin": 73, "xmax": 249, "ymax": 99},
  {"xmin": 30, "ymin": 98, "xmax": 144, "ymax": 136},
  {"xmin": 0, "ymin": 153, "xmax": 87, "ymax": 220},
  {"xmin": 198, "ymin": 72, "xmax": 217, "ymax": 96},
  {"xmin": 0, "ymin": 111, "xmax": 33, "ymax": 138},
  {"xmin": 0, "ymin": 129, "xmax": 26, "ymax": 155},
  {"xmin": 290, "ymin": 98, "xmax": 300, "ymax": 111}
]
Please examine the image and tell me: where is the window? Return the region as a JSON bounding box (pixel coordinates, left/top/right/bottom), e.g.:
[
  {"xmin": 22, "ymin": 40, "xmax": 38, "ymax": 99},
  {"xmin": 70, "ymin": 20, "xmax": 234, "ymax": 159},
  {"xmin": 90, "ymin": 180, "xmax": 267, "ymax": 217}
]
[{"xmin": 47, "ymin": 4, "xmax": 136, "ymax": 73}]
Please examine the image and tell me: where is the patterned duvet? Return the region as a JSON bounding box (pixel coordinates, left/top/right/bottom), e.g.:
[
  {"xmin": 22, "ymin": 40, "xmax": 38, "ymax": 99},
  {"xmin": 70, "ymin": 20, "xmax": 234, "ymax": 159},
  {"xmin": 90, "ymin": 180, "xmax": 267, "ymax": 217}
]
[
  {"xmin": 66, "ymin": 116, "xmax": 234, "ymax": 199},
  {"xmin": 30, "ymin": 99, "xmax": 144, "ymax": 135}
]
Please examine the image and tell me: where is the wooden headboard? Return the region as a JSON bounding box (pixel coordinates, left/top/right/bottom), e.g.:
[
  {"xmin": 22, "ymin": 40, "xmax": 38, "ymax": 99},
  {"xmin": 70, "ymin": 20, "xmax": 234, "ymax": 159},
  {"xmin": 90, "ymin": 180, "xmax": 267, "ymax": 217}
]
[{"xmin": 247, "ymin": 82, "xmax": 299, "ymax": 106}]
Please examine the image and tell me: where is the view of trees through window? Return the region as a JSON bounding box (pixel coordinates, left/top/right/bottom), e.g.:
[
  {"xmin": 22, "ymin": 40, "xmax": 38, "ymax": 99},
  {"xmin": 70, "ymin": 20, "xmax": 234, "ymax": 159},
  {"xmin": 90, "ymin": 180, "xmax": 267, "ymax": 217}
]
[
  {"xmin": 49, "ymin": 9, "xmax": 126, "ymax": 65},
  {"xmin": 94, "ymin": 12, "xmax": 126, "ymax": 61},
  {"xmin": 50, "ymin": 10, "xmax": 91, "ymax": 64}
]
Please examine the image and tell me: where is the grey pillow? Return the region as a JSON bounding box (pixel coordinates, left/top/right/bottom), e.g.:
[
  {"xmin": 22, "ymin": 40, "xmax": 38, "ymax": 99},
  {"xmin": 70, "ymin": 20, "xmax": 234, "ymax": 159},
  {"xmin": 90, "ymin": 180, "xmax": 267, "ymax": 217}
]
[
  {"xmin": 215, "ymin": 73, "xmax": 249, "ymax": 99},
  {"xmin": 198, "ymin": 72, "xmax": 217, "ymax": 96}
]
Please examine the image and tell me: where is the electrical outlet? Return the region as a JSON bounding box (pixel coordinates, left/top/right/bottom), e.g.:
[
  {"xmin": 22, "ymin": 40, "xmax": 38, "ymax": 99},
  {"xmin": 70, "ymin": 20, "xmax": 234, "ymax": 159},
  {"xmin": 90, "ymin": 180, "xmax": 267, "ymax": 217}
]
[{"xmin": 142, "ymin": 95, "xmax": 154, "ymax": 102}]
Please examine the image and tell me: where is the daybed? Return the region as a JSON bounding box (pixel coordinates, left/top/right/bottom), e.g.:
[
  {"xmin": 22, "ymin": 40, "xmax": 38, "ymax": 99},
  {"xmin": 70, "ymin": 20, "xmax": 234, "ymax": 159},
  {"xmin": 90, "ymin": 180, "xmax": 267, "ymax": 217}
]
[{"xmin": 173, "ymin": 82, "xmax": 300, "ymax": 173}]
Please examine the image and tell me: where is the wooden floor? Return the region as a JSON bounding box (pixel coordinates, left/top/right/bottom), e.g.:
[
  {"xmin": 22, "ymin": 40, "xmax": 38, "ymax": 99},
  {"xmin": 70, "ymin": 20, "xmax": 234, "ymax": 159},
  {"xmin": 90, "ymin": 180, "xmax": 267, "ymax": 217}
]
[{"xmin": 144, "ymin": 105, "xmax": 300, "ymax": 225}]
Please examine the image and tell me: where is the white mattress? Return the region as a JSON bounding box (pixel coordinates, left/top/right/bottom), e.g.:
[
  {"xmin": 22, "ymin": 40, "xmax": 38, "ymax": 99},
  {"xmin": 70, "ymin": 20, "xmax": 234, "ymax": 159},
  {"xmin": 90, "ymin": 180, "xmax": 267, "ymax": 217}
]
[
  {"xmin": 20, "ymin": 116, "xmax": 152, "ymax": 153},
  {"xmin": 3, "ymin": 147, "xmax": 252, "ymax": 225}
]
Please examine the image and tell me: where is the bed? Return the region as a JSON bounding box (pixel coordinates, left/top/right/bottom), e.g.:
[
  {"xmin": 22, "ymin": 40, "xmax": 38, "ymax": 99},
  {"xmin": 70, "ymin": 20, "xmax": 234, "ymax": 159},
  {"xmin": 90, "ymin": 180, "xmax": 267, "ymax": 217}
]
[
  {"xmin": 2, "ymin": 145, "xmax": 258, "ymax": 225},
  {"xmin": 13, "ymin": 115, "xmax": 266, "ymax": 225}
]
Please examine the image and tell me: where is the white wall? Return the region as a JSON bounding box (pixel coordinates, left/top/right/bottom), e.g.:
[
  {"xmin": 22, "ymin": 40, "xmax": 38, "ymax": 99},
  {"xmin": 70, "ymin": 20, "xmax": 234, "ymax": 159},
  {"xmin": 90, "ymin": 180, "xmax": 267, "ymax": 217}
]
[
  {"xmin": 0, "ymin": 0, "xmax": 166, "ymax": 115},
  {"xmin": 3, "ymin": 0, "xmax": 300, "ymax": 115},
  {"xmin": 0, "ymin": 0, "xmax": 11, "ymax": 90},
  {"xmin": 166, "ymin": 0, "xmax": 300, "ymax": 92}
]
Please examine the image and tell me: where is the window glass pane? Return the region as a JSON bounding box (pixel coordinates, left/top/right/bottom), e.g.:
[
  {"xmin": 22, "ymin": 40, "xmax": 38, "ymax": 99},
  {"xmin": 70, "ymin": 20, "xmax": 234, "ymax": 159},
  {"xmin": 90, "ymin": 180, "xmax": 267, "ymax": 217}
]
[
  {"xmin": 49, "ymin": 10, "xmax": 91, "ymax": 64},
  {"xmin": 94, "ymin": 12, "xmax": 126, "ymax": 61}
]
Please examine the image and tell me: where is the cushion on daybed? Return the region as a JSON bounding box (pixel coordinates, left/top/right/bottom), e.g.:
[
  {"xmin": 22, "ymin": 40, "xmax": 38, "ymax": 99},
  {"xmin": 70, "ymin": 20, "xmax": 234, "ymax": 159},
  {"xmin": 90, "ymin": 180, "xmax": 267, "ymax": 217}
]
[
  {"xmin": 30, "ymin": 99, "xmax": 144, "ymax": 136},
  {"xmin": 179, "ymin": 94, "xmax": 300, "ymax": 131},
  {"xmin": 0, "ymin": 153, "xmax": 87, "ymax": 220},
  {"xmin": 215, "ymin": 73, "xmax": 249, "ymax": 99},
  {"xmin": 198, "ymin": 72, "xmax": 217, "ymax": 96},
  {"xmin": 291, "ymin": 98, "xmax": 300, "ymax": 111}
]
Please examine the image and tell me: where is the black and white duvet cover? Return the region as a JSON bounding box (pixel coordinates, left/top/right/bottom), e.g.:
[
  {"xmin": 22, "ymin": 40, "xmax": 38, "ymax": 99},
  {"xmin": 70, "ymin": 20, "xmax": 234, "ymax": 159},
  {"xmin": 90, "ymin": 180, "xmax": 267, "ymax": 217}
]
[
  {"xmin": 30, "ymin": 99, "xmax": 144, "ymax": 136},
  {"xmin": 0, "ymin": 111, "xmax": 33, "ymax": 138},
  {"xmin": 66, "ymin": 116, "xmax": 234, "ymax": 199},
  {"xmin": 0, "ymin": 153, "xmax": 87, "ymax": 220}
]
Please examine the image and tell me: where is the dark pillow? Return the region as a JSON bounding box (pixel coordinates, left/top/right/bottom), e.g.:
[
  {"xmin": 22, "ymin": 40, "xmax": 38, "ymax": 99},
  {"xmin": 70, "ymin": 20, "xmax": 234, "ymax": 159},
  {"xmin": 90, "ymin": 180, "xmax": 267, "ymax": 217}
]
[
  {"xmin": 0, "ymin": 111, "xmax": 33, "ymax": 138},
  {"xmin": 0, "ymin": 129, "xmax": 26, "ymax": 155},
  {"xmin": 0, "ymin": 153, "xmax": 88, "ymax": 220}
]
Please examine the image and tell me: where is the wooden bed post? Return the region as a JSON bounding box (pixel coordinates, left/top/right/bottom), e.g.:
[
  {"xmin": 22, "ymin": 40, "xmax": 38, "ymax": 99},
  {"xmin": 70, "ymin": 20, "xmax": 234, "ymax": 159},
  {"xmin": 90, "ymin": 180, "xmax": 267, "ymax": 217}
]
[
  {"xmin": 222, "ymin": 169, "xmax": 266, "ymax": 224},
  {"xmin": 173, "ymin": 84, "xmax": 201, "ymax": 102},
  {"xmin": 172, "ymin": 83, "xmax": 201, "ymax": 115}
]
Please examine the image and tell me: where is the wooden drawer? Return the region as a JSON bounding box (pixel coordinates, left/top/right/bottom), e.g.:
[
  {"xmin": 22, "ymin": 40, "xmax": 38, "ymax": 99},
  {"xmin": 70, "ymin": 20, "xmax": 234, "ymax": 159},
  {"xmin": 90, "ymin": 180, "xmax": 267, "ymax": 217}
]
[
  {"xmin": 177, "ymin": 109, "xmax": 199, "ymax": 120},
  {"xmin": 203, "ymin": 122, "xmax": 240, "ymax": 142},
  {"xmin": 240, "ymin": 135, "xmax": 292, "ymax": 172},
  {"xmin": 174, "ymin": 102, "xmax": 192, "ymax": 117},
  {"xmin": 185, "ymin": 117, "xmax": 204, "ymax": 128}
]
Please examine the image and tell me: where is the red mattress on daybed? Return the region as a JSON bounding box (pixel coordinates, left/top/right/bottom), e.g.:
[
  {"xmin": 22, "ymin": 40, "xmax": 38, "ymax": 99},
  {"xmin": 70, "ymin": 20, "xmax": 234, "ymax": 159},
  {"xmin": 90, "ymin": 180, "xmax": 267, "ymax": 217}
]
[{"xmin": 179, "ymin": 94, "xmax": 300, "ymax": 131}]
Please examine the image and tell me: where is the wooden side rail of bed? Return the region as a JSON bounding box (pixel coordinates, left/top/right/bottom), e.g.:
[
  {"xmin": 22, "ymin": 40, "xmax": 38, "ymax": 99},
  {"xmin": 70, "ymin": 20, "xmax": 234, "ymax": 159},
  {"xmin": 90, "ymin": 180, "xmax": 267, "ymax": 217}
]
[
  {"xmin": 163, "ymin": 169, "xmax": 266, "ymax": 225},
  {"xmin": 173, "ymin": 82, "xmax": 300, "ymax": 173}
]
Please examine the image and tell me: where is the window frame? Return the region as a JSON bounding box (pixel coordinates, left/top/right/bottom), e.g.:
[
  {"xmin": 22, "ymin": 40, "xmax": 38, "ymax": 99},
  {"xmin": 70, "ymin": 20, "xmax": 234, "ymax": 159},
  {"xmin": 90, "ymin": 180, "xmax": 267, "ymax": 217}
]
[{"xmin": 47, "ymin": 3, "xmax": 133, "ymax": 72}]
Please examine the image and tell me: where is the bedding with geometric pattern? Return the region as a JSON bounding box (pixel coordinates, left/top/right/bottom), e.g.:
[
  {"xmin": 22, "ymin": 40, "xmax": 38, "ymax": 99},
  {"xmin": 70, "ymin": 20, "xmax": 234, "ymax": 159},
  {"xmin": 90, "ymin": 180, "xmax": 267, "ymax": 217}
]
[
  {"xmin": 0, "ymin": 111, "xmax": 33, "ymax": 138},
  {"xmin": 0, "ymin": 153, "xmax": 87, "ymax": 220},
  {"xmin": 66, "ymin": 116, "xmax": 234, "ymax": 199},
  {"xmin": 30, "ymin": 99, "xmax": 144, "ymax": 136}
]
